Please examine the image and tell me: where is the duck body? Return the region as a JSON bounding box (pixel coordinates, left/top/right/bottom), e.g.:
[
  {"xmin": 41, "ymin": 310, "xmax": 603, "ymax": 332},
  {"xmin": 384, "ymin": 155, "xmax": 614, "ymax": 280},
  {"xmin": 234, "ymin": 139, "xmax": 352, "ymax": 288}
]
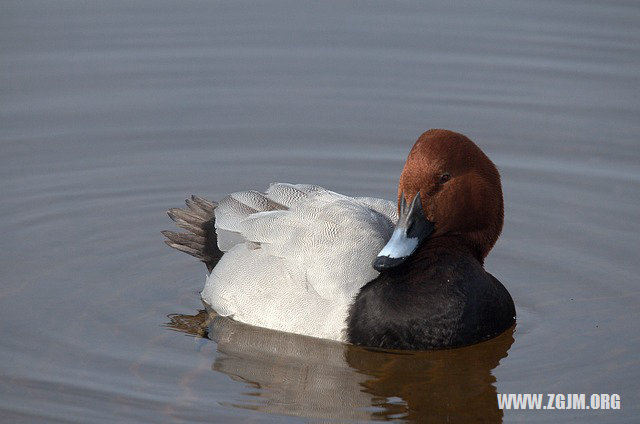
[{"xmin": 164, "ymin": 129, "xmax": 516, "ymax": 350}]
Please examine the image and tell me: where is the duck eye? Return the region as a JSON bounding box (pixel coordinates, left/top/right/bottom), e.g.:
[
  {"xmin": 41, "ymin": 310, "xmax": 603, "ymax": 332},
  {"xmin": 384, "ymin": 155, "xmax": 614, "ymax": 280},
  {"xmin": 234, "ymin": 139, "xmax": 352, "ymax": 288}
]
[{"xmin": 439, "ymin": 173, "xmax": 451, "ymax": 184}]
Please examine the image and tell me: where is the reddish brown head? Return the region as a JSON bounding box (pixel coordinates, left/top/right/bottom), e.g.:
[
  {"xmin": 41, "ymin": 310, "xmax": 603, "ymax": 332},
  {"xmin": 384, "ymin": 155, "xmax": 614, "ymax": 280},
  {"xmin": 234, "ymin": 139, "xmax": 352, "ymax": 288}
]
[
  {"xmin": 397, "ymin": 129, "xmax": 503, "ymax": 262},
  {"xmin": 373, "ymin": 129, "xmax": 503, "ymax": 270}
]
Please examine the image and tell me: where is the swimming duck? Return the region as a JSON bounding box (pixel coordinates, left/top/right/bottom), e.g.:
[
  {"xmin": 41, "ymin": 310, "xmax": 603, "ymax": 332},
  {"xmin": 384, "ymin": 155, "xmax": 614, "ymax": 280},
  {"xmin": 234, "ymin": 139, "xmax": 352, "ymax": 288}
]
[{"xmin": 163, "ymin": 129, "xmax": 515, "ymax": 350}]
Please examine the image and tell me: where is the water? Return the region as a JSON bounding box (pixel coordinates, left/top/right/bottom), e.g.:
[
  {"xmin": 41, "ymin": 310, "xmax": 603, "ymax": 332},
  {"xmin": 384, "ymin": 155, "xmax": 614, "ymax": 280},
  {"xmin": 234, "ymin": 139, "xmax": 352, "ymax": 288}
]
[{"xmin": 1, "ymin": 0, "xmax": 639, "ymax": 422}]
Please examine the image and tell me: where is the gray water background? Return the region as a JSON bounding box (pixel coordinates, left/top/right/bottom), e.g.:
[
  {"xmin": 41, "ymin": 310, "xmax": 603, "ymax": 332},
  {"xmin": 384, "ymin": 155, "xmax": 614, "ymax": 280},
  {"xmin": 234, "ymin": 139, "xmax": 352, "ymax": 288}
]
[{"xmin": 1, "ymin": 0, "xmax": 639, "ymax": 422}]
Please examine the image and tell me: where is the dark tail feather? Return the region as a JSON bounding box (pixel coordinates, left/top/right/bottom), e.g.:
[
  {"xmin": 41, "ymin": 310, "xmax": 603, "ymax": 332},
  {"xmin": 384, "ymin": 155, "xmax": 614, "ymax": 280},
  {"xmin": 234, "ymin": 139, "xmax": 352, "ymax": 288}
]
[{"xmin": 163, "ymin": 195, "xmax": 223, "ymax": 272}]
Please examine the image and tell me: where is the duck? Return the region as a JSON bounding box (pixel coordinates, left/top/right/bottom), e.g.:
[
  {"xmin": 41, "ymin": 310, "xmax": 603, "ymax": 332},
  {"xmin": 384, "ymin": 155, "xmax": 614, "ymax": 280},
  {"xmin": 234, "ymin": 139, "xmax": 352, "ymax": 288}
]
[{"xmin": 163, "ymin": 129, "xmax": 516, "ymax": 350}]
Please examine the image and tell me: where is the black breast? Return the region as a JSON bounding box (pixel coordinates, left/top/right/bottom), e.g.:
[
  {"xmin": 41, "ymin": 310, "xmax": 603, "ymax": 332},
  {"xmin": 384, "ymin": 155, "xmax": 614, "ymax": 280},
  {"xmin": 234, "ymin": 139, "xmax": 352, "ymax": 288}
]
[{"xmin": 346, "ymin": 246, "xmax": 515, "ymax": 350}]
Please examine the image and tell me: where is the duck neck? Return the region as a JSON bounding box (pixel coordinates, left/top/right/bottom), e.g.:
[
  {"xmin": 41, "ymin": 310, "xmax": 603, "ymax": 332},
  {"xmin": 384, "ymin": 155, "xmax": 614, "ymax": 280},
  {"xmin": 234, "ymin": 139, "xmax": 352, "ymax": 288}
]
[{"xmin": 413, "ymin": 234, "xmax": 484, "ymax": 265}]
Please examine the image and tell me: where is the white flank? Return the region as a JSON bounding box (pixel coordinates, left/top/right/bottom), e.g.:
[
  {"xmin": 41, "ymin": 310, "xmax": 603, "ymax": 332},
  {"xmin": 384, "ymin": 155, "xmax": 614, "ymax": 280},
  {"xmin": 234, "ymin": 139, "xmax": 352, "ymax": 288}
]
[{"xmin": 203, "ymin": 183, "xmax": 398, "ymax": 341}]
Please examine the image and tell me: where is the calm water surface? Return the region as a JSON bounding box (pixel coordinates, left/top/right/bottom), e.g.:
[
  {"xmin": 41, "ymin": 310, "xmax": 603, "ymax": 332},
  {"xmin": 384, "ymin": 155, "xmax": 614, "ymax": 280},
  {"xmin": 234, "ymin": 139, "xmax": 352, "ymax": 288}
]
[{"xmin": 1, "ymin": 1, "xmax": 639, "ymax": 422}]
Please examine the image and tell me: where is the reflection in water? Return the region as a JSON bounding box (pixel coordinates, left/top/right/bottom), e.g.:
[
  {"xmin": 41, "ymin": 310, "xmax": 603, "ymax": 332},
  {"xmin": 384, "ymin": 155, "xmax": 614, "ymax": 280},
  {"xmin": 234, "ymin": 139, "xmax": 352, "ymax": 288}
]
[{"xmin": 167, "ymin": 309, "xmax": 515, "ymax": 422}]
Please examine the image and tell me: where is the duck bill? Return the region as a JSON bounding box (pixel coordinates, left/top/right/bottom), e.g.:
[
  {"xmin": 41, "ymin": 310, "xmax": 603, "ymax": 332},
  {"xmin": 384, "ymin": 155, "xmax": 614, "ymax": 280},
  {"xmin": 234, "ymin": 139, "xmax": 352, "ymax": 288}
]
[{"xmin": 373, "ymin": 192, "xmax": 434, "ymax": 271}]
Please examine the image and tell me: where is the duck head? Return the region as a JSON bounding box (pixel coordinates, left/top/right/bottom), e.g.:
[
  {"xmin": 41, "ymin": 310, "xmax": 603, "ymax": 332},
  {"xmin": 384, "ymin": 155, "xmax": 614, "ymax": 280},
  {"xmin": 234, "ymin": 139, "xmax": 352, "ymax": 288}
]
[{"xmin": 373, "ymin": 129, "xmax": 504, "ymax": 270}]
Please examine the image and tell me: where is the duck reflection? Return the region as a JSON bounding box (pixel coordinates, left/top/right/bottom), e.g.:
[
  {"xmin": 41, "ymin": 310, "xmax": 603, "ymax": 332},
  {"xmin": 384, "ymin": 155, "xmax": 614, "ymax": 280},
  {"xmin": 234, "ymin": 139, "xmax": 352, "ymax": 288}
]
[{"xmin": 166, "ymin": 309, "xmax": 514, "ymax": 422}]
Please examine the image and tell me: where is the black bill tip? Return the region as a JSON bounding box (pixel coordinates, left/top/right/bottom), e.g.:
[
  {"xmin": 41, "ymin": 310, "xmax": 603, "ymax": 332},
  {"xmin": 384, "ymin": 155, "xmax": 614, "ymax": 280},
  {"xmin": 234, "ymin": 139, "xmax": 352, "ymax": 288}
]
[{"xmin": 373, "ymin": 255, "xmax": 408, "ymax": 272}]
